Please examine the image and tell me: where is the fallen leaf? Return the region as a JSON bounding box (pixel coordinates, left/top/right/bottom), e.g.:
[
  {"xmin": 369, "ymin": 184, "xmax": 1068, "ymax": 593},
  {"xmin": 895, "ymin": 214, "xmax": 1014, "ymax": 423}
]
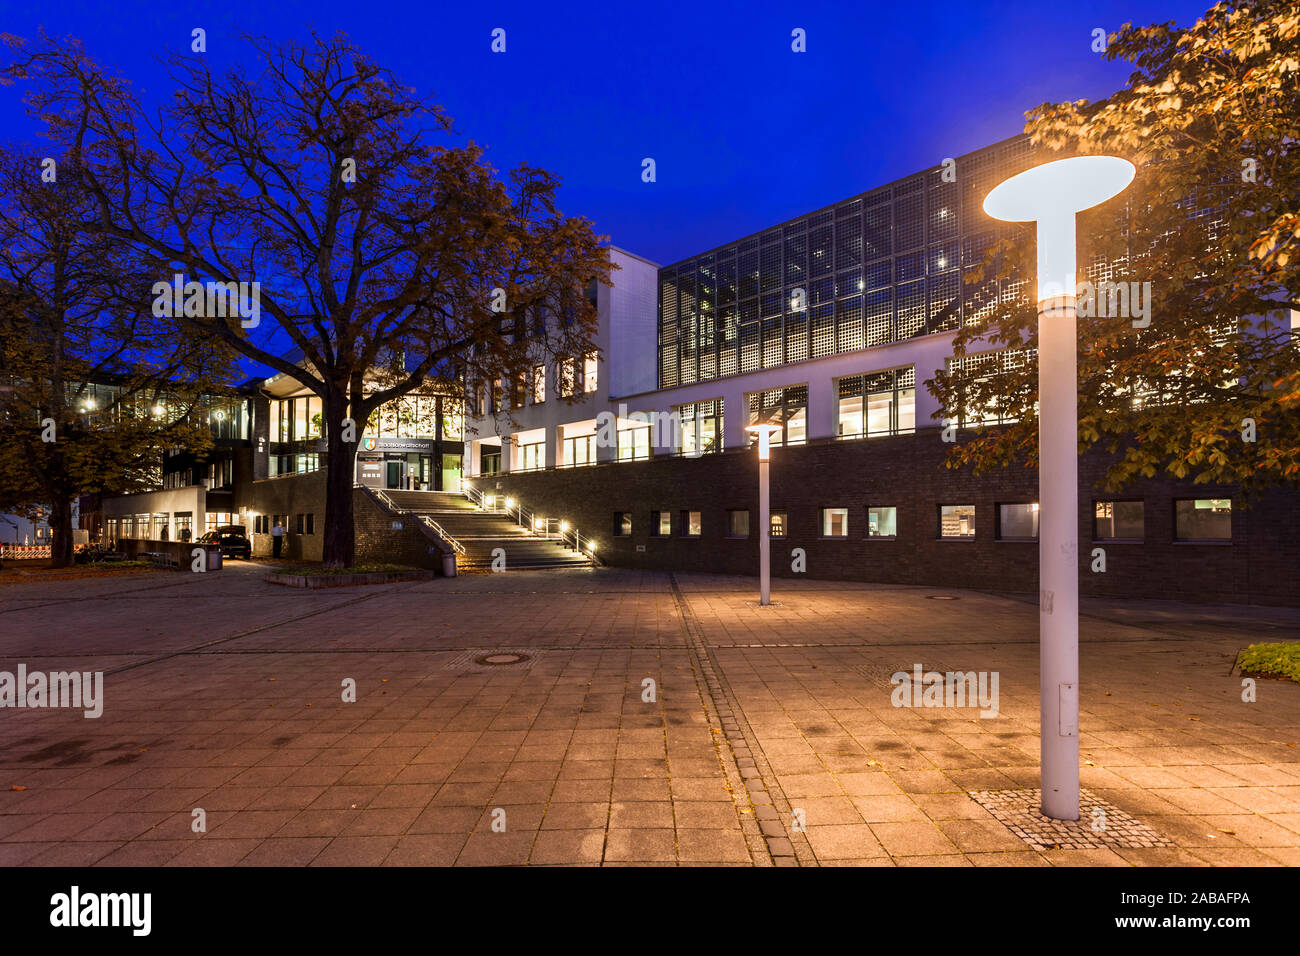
[
  {"xmin": 1217, "ymin": 828, "xmax": 1235, "ymax": 835},
  {"xmin": 10, "ymin": 785, "xmax": 26, "ymax": 791}
]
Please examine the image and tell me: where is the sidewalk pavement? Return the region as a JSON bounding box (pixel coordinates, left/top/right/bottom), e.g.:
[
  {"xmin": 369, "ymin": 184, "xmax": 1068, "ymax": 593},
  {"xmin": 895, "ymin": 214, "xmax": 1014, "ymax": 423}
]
[{"xmin": 1, "ymin": 563, "xmax": 1296, "ymax": 866}]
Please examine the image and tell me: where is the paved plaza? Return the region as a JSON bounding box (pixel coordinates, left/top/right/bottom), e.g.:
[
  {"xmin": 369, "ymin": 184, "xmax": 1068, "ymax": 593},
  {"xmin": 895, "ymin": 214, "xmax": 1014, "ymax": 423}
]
[{"xmin": 1, "ymin": 563, "xmax": 1297, "ymax": 866}]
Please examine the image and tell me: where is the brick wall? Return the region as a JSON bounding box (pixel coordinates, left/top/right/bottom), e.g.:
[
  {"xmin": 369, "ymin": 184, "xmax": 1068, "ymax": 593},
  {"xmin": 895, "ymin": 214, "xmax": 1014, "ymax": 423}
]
[
  {"xmin": 484, "ymin": 428, "xmax": 1300, "ymax": 607},
  {"xmin": 353, "ymin": 489, "xmax": 446, "ymax": 571},
  {"xmin": 238, "ymin": 472, "xmax": 326, "ymax": 562},
  {"xmin": 237, "ymin": 473, "xmax": 447, "ymax": 570}
]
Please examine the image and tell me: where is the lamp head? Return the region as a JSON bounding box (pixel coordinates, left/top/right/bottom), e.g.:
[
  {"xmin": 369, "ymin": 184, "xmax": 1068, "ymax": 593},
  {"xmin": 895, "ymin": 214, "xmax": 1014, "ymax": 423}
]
[
  {"xmin": 745, "ymin": 422, "xmax": 784, "ymax": 461},
  {"xmin": 984, "ymin": 156, "xmax": 1134, "ymax": 300}
]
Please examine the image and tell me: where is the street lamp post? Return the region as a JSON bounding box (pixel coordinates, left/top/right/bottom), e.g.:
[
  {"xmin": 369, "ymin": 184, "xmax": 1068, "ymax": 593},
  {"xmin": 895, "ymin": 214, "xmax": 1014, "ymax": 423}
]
[
  {"xmin": 745, "ymin": 423, "xmax": 784, "ymax": 606},
  {"xmin": 984, "ymin": 156, "xmax": 1135, "ymax": 821}
]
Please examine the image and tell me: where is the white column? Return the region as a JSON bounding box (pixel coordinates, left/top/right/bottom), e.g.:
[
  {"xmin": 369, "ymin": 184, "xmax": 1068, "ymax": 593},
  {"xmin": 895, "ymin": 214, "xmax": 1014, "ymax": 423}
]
[
  {"xmin": 758, "ymin": 456, "xmax": 771, "ymax": 605},
  {"xmin": 807, "ymin": 375, "xmax": 837, "ymax": 441},
  {"xmin": 1038, "ymin": 296, "xmax": 1080, "ymax": 821}
]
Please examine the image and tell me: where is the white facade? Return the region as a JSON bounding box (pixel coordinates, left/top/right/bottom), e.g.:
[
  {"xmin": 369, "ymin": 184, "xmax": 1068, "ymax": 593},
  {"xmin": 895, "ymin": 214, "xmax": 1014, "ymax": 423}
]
[{"xmin": 464, "ymin": 247, "xmax": 966, "ymax": 476}]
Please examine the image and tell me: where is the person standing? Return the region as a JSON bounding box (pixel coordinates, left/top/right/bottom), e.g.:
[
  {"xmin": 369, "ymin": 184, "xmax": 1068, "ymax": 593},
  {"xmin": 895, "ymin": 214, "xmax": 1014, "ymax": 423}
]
[{"xmin": 272, "ymin": 519, "xmax": 284, "ymax": 558}]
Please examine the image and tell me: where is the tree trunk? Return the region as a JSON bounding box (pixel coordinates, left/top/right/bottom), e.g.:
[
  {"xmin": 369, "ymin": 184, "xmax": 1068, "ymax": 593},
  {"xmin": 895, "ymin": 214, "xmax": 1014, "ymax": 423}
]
[
  {"xmin": 49, "ymin": 494, "xmax": 74, "ymax": 569},
  {"xmin": 321, "ymin": 395, "xmax": 357, "ymax": 568}
]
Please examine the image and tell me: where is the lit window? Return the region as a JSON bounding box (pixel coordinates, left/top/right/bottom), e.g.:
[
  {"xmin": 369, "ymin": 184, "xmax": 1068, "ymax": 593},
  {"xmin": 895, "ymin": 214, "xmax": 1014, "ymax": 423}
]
[
  {"xmin": 559, "ymin": 358, "xmax": 577, "ymax": 397},
  {"xmin": 618, "ymin": 425, "xmax": 651, "ymax": 461},
  {"xmin": 1174, "ymin": 498, "xmax": 1231, "ymax": 542},
  {"xmin": 583, "ymin": 351, "xmax": 599, "ymax": 393},
  {"xmin": 614, "ymin": 513, "xmax": 632, "ymax": 536},
  {"xmin": 680, "ymin": 510, "xmax": 701, "ymax": 537},
  {"xmin": 1095, "ymin": 501, "xmax": 1144, "ymax": 541},
  {"xmin": 939, "ymin": 504, "xmax": 976, "ymax": 538},
  {"xmin": 821, "ymin": 507, "xmax": 849, "ymax": 537},
  {"xmin": 997, "ymin": 503, "xmax": 1040, "ymax": 540},
  {"xmin": 867, "ymin": 506, "xmax": 897, "ymax": 538},
  {"xmin": 532, "ymin": 365, "xmax": 546, "ymax": 404},
  {"xmin": 770, "ymin": 511, "xmax": 787, "ymax": 537}
]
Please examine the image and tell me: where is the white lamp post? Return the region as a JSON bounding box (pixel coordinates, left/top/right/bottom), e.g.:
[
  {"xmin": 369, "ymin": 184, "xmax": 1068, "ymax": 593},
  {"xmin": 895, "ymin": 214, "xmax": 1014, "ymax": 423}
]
[
  {"xmin": 745, "ymin": 423, "xmax": 784, "ymax": 606},
  {"xmin": 984, "ymin": 155, "xmax": 1135, "ymax": 821}
]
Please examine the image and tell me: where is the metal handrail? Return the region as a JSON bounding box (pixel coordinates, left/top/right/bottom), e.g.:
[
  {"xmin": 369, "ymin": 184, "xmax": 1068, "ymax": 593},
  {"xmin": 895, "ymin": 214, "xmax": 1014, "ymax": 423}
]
[
  {"xmin": 418, "ymin": 514, "xmax": 466, "ymax": 555},
  {"xmin": 462, "ymin": 482, "xmax": 597, "ymax": 562},
  {"xmin": 361, "ymin": 484, "xmax": 465, "ymax": 556}
]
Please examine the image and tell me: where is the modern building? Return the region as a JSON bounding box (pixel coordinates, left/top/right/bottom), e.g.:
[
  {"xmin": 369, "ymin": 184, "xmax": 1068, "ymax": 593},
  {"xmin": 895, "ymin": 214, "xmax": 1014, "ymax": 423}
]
[
  {"xmin": 95, "ymin": 361, "xmax": 465, "ymax": 562},
  {"xmin": 465, "ymin": 135, "xmax": 1300, "ymax": 606},
  {"xmin": 84, "ymin": 133, "xmax": 1298, "ymax": 602}
]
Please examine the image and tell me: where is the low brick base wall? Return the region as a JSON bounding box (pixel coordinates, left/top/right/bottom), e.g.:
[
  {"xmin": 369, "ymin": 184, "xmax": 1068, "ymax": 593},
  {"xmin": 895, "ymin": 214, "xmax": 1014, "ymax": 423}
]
[
  {"xmin": 117, "ymin": 539, "xmax": 222, "ymax": 569},
  {"xmin": 483, "ymin": 429, "xmax": 1300, "ymax": 607}
]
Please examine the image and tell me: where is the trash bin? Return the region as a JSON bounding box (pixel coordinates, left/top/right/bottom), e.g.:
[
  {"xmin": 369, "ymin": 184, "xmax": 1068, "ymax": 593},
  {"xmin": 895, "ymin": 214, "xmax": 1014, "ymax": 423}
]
[
  {"xmin": 206, "ymin": 545, "xmax": 222, "ymax": 571},
  {"xmin": 441, "ymin": 552, "xmax": 457, "ymax": 578}
]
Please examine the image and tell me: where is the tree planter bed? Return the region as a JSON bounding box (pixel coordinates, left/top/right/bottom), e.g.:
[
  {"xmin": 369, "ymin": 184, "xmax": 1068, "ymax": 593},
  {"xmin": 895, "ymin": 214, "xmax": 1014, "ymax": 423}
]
[{"xmin": 265, "ymin": 569, "xmax": 435, "ymax": 589}]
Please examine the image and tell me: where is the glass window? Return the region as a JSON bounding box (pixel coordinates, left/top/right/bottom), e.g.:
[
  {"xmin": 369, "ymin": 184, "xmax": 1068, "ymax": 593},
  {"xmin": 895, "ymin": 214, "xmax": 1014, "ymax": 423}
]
[
  {"xmin": 821, "ymin": 507, "xmax": 849, "ymax": 537},
  {"xmin": 615, "ymin": 513, "xmax": 632, "ymax": 536},
  {"xmin": 1175, "ymin": 498, "xmax": 1231, "ymax": 541},
  {"xmin": 728, "ymin": 510, "xmax": 750, "ymax": 537},
  {"xmin": 519, "ymin": 442, "xmax": 544, "ymax": 472},
  {"xmin": 448, "ymin": 403, "xmax": 465, "ymax": 440},
  {"xmin": 1095, "ymin": 501, "xmax": 1144, "ymax": 540},
  {"xmin": 562, "ymin": 434, "xmax": 596, "ymax": 467},
  {"xmin": 676, "ymin": 400, "xmax": 723, "ymax": 456},
  {"xmin": 745, "ymin": 385, "xmax": 808, "ymax": 447},
  {"xmin": 293, "ymin": 399, "xmax": 308, "ymax": 442},
  {"xmin": 654, "ymin": 511, "xmax": 672, "ymax": 536},
  {"xmin": 867, "ymin": 506, "xmax": 897, "ymax": 538},
  {"xmin": 532, "ymin": 365, "xmax": 546, "ymax": 404},
  {"xmin": 680, "ymin": 510, "xmax": 702, "ymax": 537},
  {"xmin": 770, "ymin": 510, "xmax": 787, "ymax": 537},
  {"xmin": 583, "ymin": 351, "xmax": 599, "ymax": 393},
  {"xmin": 559, "ymin": 358, "xmax": 577, "ymax": 397},
  {"xmin": 998, "ymin": 503, "xmax": 1040, "ymax": 540},
  {"xmin": 618, "ymin": 426, "xmax": 651, "ymax": 461},
  {"xmin": 940, "ymin": 504, "xmax": 976, "ymax": 538},
  {"xmin": 837, "ymin": 368, "xmax": 916, "ymax": 438}
]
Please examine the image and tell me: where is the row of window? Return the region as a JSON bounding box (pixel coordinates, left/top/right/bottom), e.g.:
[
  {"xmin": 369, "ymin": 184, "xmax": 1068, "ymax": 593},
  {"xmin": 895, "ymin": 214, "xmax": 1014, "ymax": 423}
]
[
  {"xmin": 473, "ymin": 352, "xmax": 599, "ymax": 416},
  {"xmin": 611, "ymin": 499, "xmax": 1234, "ymax": 542},
  {"xmin": 252, "ymin": 513, "xmax": 315, "ymax": 535}
]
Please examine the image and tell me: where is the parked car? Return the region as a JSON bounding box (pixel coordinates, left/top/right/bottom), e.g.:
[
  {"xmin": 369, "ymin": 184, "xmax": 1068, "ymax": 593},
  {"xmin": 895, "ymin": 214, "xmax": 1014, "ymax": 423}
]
[{"xmin": 198, "ymin": 526, "xmax": 252, "ymax": 560}]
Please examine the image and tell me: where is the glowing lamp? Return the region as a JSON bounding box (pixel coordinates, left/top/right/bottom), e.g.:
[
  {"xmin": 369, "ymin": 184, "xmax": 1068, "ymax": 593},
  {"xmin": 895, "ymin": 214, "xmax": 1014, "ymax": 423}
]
[
  {"xmin": 983, "ymin": 155, "xmax": 1135, "ymax": 824},
  {"xmin": 983, "ymin": 156, "xmax": 1134, "ymax": 300},
  {"xmin": 744, "ymin": 422, "xmax": 784, "ymax": 462}
]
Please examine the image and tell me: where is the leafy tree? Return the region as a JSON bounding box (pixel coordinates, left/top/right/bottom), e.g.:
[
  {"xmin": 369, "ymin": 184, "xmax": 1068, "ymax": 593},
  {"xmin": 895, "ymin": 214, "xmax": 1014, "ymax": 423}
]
[
  {"xmin": 0, "ymin": 147, "xmax": 229, "ymax": 566},
  {"xmin": 929, "ymin": 0, "xmax": 1299, "ymax": 495},
  {"xmin": 3, "ymin": 30, "xmax": 612, "ymax": 567}
]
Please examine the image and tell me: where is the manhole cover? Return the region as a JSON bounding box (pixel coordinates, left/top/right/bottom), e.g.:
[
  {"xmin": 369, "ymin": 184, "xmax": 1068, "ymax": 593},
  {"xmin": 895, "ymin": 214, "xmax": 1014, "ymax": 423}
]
[
  {"xmin": 477, "ymin": 653, "xmax": 526, "ymax": 666},
  {"xmin": 444, "ymin": 649, "xmax": 539, "ymax": 671}
]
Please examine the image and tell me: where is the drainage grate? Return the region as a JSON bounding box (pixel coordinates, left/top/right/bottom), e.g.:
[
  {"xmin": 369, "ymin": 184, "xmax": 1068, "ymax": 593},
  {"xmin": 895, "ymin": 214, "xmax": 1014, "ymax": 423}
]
[
  {"xmin": 443, "ymin": 649, "xmax": 540, "ymax": 671},
  {"xmin": 969, "ymin": 788, "xmax": 1174, "ymax": 850}
]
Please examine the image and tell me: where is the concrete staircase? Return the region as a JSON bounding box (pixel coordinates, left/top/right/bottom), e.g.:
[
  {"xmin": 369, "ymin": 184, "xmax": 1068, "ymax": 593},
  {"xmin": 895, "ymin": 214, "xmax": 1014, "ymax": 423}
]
[{"xmin": 380, "ymin": 489, "xmax": 594, "ymax": 571}]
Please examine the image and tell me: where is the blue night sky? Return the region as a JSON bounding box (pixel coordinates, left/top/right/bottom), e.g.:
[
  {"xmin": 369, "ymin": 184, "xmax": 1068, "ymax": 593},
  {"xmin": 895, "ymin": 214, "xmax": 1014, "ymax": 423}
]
[{"xmin": 1, "ymin": 0, "xmax": 1211, "ymax": 267}]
